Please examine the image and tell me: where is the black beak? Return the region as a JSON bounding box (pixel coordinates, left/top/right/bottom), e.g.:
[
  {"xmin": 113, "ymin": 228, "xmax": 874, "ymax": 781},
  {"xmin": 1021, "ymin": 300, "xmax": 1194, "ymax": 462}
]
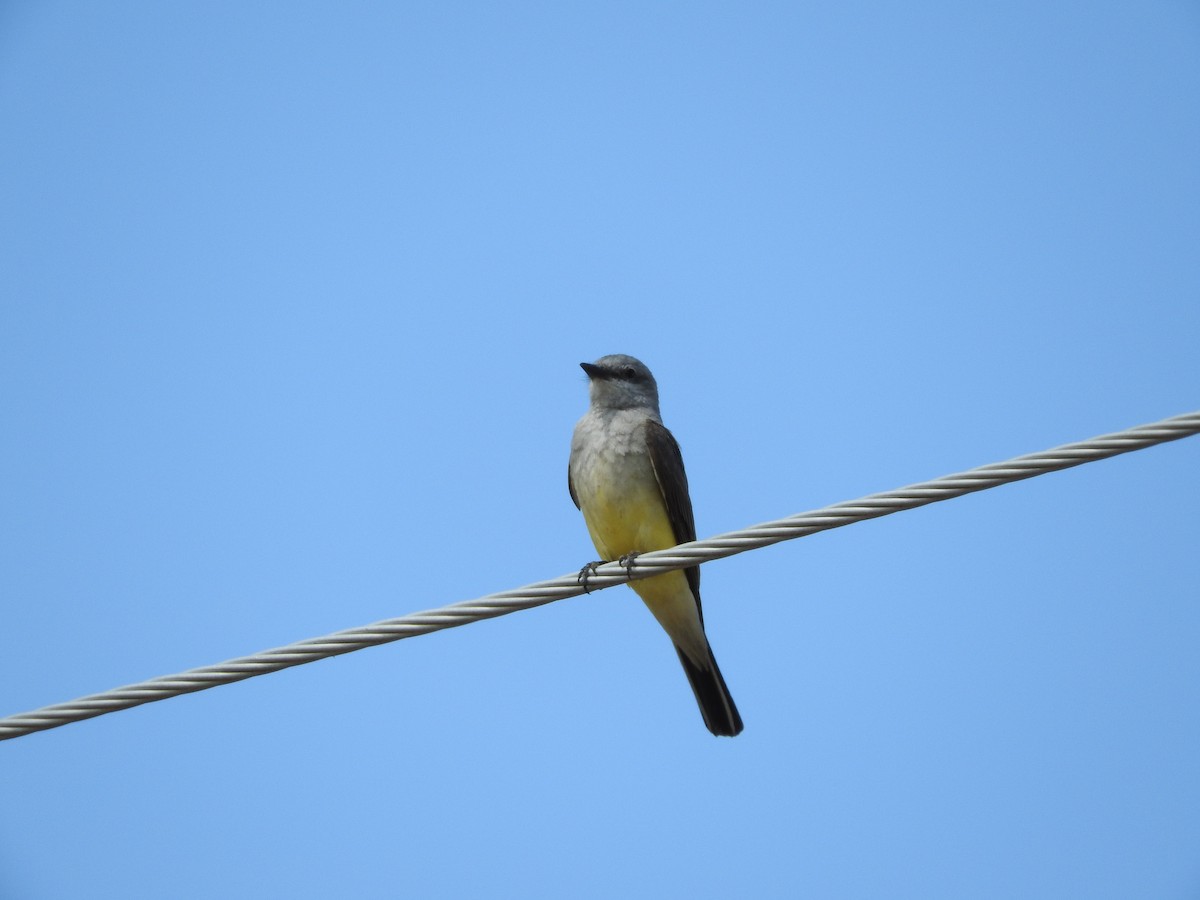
[{"xmin": 580, "ymin": 362, "xmax": 608, "ymax": 380}]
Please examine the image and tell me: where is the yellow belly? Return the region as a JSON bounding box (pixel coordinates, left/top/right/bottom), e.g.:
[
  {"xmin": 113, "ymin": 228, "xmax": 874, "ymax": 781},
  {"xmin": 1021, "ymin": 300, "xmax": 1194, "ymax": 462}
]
[
  {"xmin": 580, "ymin": 476, "xmax": 678, "ymax": 562},
  {"xmin": 578, "ymin": 475, "xmax": 706, "ymax": 663}
]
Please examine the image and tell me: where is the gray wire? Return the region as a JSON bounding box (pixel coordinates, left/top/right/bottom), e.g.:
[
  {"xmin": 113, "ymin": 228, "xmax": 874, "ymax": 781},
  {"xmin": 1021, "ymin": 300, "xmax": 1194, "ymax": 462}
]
[{"xmin": 2, "ymin": 410, "xmax": 1197, "ymax": 742}]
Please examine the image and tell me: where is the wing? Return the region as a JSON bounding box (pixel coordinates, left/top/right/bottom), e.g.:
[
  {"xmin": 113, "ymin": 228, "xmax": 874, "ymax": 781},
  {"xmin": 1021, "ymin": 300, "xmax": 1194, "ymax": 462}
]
[
  {"xmin": 644, "ymin": 419, "xmax": 702, "ymax": 613},
  {"xmin": 568, "ymin": 460, "xmax": 580, "ymax": 509}
]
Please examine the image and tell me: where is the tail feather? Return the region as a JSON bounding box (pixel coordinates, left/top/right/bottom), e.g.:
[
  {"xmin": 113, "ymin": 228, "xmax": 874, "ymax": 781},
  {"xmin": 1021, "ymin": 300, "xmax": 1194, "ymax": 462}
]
[{"xmin": 675, "ymin": 644, "xmax": 744, "ymax": 737}]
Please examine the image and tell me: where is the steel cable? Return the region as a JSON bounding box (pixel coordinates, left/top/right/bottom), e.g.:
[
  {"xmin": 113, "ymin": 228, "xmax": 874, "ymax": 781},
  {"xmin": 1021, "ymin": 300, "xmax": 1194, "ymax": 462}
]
[{"xmin": 1, "ymin": 410, "xmax": 1196, "ymax": 741}]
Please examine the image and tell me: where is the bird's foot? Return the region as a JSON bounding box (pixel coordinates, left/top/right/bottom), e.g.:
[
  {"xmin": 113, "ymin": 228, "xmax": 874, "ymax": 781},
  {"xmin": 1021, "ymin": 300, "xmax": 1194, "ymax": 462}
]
[
  {"xmin": 577, "ymin": 561, "xmax": 603, "ymax": 593},
  {"xmin": 618, "ymin": 552, "xmax": 641, "ymax": 576}
]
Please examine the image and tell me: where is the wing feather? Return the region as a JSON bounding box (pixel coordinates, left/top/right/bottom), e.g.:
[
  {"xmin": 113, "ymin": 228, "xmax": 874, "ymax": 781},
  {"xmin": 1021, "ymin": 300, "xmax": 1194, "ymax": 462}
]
[
  {"xmin": 644, "ymin": 420, "xmax": 702, "ymax": 614},
  {"xmin": 568, "ymin": 460, "xmax": 580, "ymax": 509}
]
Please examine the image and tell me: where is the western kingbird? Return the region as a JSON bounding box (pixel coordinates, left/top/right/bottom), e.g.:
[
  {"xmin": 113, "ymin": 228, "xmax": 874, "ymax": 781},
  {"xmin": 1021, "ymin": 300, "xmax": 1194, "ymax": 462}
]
[{"xmin": 568, "ymin": 354, "xmax": 743, "ymax": 737}]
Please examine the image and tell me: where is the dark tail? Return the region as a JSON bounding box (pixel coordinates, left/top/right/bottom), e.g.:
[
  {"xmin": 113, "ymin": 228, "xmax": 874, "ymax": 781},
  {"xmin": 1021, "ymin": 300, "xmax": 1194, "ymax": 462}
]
[{"xmin": 675, "ymin": 643, "xmax": 744, "ymax": 737}]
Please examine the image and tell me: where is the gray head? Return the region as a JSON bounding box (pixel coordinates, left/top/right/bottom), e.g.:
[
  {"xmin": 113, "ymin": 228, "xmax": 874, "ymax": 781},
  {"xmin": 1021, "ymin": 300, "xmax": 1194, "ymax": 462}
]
[{"xmin": 580, "ymin": 354, "xmax": 661, "ymax": 412}]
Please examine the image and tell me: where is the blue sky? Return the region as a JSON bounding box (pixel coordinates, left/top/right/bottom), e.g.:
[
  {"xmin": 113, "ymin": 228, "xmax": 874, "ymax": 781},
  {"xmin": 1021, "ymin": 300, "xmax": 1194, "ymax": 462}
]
[{"xmin": 2, "ymin": 2, "xmax": 1198, "ymax": 897}]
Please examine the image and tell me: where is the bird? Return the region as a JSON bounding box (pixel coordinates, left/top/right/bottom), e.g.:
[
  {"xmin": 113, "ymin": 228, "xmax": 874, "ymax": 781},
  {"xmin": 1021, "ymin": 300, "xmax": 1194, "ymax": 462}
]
[{"xmin": 568, "ymin": 354, "xmax": 743, "ymax": 736}]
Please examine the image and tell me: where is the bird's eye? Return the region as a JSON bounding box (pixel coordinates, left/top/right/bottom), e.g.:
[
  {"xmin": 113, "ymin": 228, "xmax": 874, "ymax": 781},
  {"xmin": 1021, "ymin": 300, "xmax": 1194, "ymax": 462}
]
[{"xmin": 621, "ymin": 366, "xmax": 637, "ymax": 379}]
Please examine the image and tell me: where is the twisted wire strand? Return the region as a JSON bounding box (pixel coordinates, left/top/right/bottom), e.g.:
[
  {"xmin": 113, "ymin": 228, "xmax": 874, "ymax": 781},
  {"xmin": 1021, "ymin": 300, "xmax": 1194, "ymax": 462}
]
[{"xmin": 2, "ymin": 410, "xmax": 1196, "ymax": 742}]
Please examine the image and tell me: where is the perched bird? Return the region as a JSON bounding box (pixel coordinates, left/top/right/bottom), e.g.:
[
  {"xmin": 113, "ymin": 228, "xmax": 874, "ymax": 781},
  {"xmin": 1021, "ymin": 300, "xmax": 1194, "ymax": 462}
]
[{"xmin": 568, "ymin": 354, "xmax": 743, "ymax": 736}]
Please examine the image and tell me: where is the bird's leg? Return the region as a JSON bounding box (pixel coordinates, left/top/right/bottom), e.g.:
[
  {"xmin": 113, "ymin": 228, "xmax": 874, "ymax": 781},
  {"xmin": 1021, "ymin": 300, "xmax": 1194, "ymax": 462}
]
[
  {"xmin": 577, "ymin": 560, "xmax": 604, "ymax": 593},
  {"xmin": 577, "ymin": 553, "xmax": 641, "ymax": 592}
]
